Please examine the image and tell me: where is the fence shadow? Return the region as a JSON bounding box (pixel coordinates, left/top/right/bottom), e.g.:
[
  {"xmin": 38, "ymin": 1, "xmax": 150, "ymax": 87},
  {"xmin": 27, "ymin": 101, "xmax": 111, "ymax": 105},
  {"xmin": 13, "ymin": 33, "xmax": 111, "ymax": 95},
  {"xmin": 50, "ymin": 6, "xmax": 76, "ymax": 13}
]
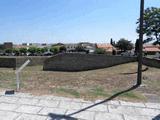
[
  {"xmin": 67, "ymin": 84, "xmax": 139, "ymax": 116},
  {"xmin": 120, "ymin": 67, "xmax": 148, "ymax": 75},
  {"xmin": 48, "ymin": 84, "xmax": 139, "ymax": 120},
  {"xmin": 48, "ymin": 113, "xmax": 78, "ymax": 120}
]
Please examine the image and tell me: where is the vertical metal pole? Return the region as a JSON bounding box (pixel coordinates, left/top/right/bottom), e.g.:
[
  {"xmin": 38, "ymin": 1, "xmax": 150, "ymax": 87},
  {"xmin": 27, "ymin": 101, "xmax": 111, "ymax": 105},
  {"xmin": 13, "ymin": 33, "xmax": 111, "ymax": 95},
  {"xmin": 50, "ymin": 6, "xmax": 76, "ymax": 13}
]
[
  {"xmin": 16, "ymin": 72, "xmax": 20, "ymax": 91},
  {"xmin": 137, "ymin": 0, "xmax": 144, "ymax": 86}
]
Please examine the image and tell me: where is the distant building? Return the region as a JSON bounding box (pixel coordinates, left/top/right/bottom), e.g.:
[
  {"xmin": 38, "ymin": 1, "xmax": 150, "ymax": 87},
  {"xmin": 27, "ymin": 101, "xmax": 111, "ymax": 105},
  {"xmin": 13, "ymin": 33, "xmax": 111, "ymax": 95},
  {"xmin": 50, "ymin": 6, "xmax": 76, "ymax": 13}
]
[
  {"xmin": 143, "ymin": 45, "xmax": 160, "ymax": 55},
  {"xmin": 22, "ymin": 43, "xmax": 28, "ymax": 46},
  {"xmin": 13, "ymin": 44, "xmax": 28, "ymax": 49},
  {"xmin": 64, "ymin": 43, "xmax": 78, "ymax": 52},
  {"xmin": 96, "ymin": 43, "xmax": 116, "ymax": 54},
  {"xmin": 0, "ymin": 44, "xmax": 3, "ymax": 50},
  {"xmin": 79, "ymin": 42, "xmax": 96, "ymax": 53},
  {"xmin": 3, "ymin": 42, "xmax": 13, "ymax": 49}
]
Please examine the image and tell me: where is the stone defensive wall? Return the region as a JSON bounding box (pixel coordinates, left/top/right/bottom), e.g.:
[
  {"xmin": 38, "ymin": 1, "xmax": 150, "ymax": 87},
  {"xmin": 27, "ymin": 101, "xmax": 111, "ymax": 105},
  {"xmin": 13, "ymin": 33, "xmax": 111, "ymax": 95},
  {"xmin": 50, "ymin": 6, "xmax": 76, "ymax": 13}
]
[
  {"xmin": 0, "ymin": 56, "xmax": 50, "ymax": 68},
  {"xmin": 43, "ymin": 53, "xmax": 137, "ymax": 71}
]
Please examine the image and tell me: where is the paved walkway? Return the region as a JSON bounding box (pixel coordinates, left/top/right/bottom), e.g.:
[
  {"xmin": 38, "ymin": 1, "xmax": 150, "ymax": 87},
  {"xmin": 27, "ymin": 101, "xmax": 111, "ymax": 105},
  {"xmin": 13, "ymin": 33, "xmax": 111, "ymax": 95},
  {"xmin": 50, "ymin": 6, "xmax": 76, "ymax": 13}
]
[{"xmin": 0, "ymin": 91, "xmax": 160, "ymax": 120}]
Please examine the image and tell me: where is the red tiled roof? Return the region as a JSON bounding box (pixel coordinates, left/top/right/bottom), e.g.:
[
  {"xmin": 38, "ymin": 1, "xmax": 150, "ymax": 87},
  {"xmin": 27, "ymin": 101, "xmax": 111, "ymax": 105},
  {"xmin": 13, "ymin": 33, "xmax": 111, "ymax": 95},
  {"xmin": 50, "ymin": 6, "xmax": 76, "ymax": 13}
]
[
  {"xmin": 143, "ymin": 45, "xmax": 160, "ymax": 52},
  {"xmin": 96, "ymin": 43, "xmax": 116, "ymax": 52}
]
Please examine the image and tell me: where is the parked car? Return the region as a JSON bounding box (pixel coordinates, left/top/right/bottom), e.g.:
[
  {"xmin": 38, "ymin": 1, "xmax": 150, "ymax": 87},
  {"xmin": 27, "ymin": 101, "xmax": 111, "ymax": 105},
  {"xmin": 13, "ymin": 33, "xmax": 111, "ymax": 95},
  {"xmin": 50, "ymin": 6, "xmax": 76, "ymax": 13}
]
[{"xmin": 121, "ymin": 51, "xmax": 134, "ymax": 56}]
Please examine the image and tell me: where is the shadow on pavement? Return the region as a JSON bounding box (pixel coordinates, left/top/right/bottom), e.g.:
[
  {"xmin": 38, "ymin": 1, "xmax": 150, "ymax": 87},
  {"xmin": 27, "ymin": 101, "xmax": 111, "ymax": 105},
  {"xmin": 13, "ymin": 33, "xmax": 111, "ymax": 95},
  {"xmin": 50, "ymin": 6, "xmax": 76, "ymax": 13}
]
[
  {"xmin": 67, "ymin": 84, "xmax": 139, "ymax": 116},
  {"xmin": 152, "ymin": 114, "xmax": 160, "ymax": 120},
  {"xmin": 48, "ymin": 113, "xmax": 78, "ymax": 120},
  {"xmin": 48, "ymin": 84, "xmax": 139, "ymax": 119},
  {"xmin": 120, "ymin": 67, "xmax": 148, "ymax": 75}
]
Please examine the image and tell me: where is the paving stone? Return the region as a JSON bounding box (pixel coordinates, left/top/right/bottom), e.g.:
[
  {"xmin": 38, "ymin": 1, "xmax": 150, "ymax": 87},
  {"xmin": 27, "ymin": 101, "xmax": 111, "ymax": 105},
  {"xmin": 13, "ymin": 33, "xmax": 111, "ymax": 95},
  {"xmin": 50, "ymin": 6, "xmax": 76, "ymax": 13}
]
[
  {"xmin": 124, "ymin": 114, "xmax": 152, "ymax": 120},
  {"xmin": 0, "ymin": 110, "xmax": 20, "ymax": 120},
  {"xmin": 53, "ymin": 96, "xmax": 73, "ymax": 101},
  {"xmin": 16, "ymin": 114, "xmax": 47, "ymax": 120},
  {"xmin": 38, "ymin": 107, "xmax": 67, "ymax": 115},
  {"xmin": 15, "ymin": 105, "xmax": 42, "ymax": 114},
  {"xmin": 67, "ymin": 110, "xmax": 95, "ymax": 120},
  {"xmin": 0, "ymin": 103, "xmax": 19, "ymax": 111},
  {"xmin": 0, "ymin": 96, "xmax": 19, "ymax": 103},
  {"xmin": 37, "ymin": 99, "xmax": 59, "ymax": 107},
  {"xmin": 14, "ymin": 93, "xmax": 33, "ymax": 98},
  {"xmin": 82, "ymin": 103, "xmax": 108, "ymax": 112},
  {"xmin": 120, "ymin": 101, "xmax": 146, "ymax": 107},
  {"xmin": 68, "ymin": 101, "xmax": 82, "ymax": 110},
  {"xmin": 107, "ymin": 100, "xmax": 120, "ymax": 105},
  {"xmin": 108, "ymin": 105, "xmax": 137, "ymax": 115},
  {"xmin": 0, "ymin": 91, "xmax": 5, "ymax": 95},
  {"xmin": 59, "ymin": 101, "xmax": 82, "ymax": 110},
  {"xmin": 72, "ymin": 98, "xmax": 88, "ymax": 103},
  {"xmin": 34, "ymin": 95, "xmax": 55, "ymax": 100},
  {"xmin": 17, "ymin": 98, "xmax": 39, "ymax": 105},
  {"xmin": 145, "ymin": 103, "xmax": 160, "ymax": 109},
  {"xmin": 134, "ymin": 107, "xmax": 160, "ymax": 116},
  {"xmin": 95, "ymin": 112, "xmax": 124, "ymax": 120}
]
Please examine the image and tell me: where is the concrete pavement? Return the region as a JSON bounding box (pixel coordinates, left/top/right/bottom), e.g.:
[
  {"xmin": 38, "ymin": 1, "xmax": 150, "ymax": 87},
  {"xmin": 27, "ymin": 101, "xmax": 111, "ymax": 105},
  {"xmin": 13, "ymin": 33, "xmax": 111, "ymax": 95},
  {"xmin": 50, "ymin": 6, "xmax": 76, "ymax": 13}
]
[{"xmin": 0, "ymin": 91, "xmax": 160, "ymax": 120}]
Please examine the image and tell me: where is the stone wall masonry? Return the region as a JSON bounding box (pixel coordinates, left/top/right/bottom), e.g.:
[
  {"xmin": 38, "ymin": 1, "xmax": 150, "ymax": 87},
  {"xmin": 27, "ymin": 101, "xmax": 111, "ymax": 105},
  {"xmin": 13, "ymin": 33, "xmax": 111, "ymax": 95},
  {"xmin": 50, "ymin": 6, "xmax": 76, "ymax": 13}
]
[
  {"xmin": 43, "ymin": 53, "xmax": 137, "ymax": 71},
  {"xmin": 0, "ymin": 56, "xmax": 50, "ymax": 68},
  {"xmin": 142, "ymin": 57, "xmax": 160, "ymax": 68},
  {"xmin": 0, "ymin": 57, "xmax": 16, "ymax": 68}
]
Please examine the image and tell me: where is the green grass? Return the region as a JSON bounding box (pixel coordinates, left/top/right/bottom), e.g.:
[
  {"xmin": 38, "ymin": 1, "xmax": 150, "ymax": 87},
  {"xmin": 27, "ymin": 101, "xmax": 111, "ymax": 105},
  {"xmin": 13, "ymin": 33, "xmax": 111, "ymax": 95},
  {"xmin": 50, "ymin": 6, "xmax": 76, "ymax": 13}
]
[
  {"xmin": 112, "ymin": 89, "xmax": 146, "ymax": 101},
  {"xmin": 89, "ymin": 86, "xmax": 109, "ymax": 97},
  {"xmin": 52, "ymin": 87, "xmax": 80, "ymax": 98}
]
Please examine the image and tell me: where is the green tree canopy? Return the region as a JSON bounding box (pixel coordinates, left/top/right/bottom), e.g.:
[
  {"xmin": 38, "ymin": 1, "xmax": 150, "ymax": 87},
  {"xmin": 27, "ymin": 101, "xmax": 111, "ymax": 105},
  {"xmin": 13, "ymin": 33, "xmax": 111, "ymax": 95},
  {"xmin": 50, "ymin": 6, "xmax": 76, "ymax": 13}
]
[
  {"xmin": 19, "ymin": 48, "xmax": 27, "ymax": 55},
  {"xmin": 50, "ymin": 47, "xmax": 59, "ymax": 54},
  {"xmin": 116, "ymin": 38, "xmax": 133, "ymax": 52},
  {"xmin": 28, "ymin": 47, "xmax": 37, "ymax": 55},
  {"xmin": 12, "ymin": 48, "xmax": 20, "ymax": 56},
  {"xmin": 59, "ymin": 46, "xmax": 66, "ymax": 52},
  {"xmin": 94, "ymin": 48, "xmax": 106, "ymax": 54},
  {"xmin": 137, "ymin": 7, "xmax": 160, "ymax": 45},
  {"xmin": 5, "ymin": 48, "xmax": 13, "ymax": 53},
  {"xmin": 41, "ymin": 47, "xmax": 48, "ymax": 53}
]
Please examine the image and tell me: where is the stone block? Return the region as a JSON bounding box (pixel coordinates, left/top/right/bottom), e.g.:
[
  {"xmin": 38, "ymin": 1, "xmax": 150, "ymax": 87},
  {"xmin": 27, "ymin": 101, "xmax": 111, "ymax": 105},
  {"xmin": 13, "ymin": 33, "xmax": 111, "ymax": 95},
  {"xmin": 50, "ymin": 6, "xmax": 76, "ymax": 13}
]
[
  {"xmin": 37, "ymin": 99, "xmax": 59, "ymax": 108},
  {"xmin": 15, "ymin": 105, "xmax": 42, "ymax": 114},
  {"xmin": 38, "ymin": 107, "xmax": 67, "ymax": 115},
  {"xmin": 0, "ymin": 111, "xmax": 20, "ymax": 120},
  {"xmin": 95, "ymin": 112, "xmax": 124, "ymax": 120},
  {"xmin": 16, "ymin": 114, "xmax": 47, "ymax": 120},
  {"xmin": 0, "ymin": 103, "xmax": 18, "ymax": 111}
]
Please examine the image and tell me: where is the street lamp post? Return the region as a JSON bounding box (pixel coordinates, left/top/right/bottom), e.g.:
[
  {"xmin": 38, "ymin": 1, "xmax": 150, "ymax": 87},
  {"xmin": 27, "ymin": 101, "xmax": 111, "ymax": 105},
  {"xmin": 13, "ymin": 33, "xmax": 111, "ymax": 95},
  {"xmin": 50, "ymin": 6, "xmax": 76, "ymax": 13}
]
[{"xmin": 137, "ymin": 0, "xmax": 144, "ymax": 86}]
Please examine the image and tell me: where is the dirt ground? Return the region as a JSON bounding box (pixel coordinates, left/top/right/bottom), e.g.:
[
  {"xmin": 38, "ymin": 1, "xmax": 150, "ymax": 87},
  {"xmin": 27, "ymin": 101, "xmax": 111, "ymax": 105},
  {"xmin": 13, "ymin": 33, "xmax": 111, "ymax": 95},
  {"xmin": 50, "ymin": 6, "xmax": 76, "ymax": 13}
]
[{"xmin": 0, "ymin": 62, "xmax": 159, "ymax": 102}]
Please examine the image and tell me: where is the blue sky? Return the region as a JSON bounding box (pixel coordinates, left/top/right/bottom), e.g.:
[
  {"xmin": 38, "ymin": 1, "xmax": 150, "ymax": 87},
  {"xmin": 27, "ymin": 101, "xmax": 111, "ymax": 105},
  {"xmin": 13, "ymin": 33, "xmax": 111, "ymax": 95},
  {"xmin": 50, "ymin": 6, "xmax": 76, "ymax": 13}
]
[{"xmin": 0, "ymin": 0, "xmax": 159, "ymax": 44}]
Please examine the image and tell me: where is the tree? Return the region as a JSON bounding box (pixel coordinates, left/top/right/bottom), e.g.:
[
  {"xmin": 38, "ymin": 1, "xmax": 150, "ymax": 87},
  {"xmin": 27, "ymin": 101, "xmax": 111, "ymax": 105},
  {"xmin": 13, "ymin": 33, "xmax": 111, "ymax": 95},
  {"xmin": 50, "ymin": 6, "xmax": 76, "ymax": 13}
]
[
  {"xmin": 135, "ymin": 39, "xmax": 139, "ymax": 55},
  {"xmin": 12, "ymin": 48, "xmax": 20, "ymax": 56},
  {"xmin": 59, "ymin": 46, "xmax": 66, "ymax": 52},
  {"xmin": 137, "ymin": 7, "xmax": 160, "ymax": 45},
  {"xmin": 5, "ymin": 48, "xmax": 13, "ymax": 54},
  {"xmin": 50, "ymin": 47, "xmax": 59, "ymax": 54},
  {"xmin": 41, "ymin": 47, "xmax": 48, "ymax": 53},
  {"xmin": 36, "ymin": 48, "xmax": 42, "ymax": 55},
  {"xmin": 94, "ymin": 48, "xmax": 106, "ymax": 54},
  {"xmin": 28, "ymin": 47, "xmax": 37, "ymax": 55},
  {"xmin": 19, "ymin": 48, "xmax": 27, "ymax": 55},
  {"xmin": 116, "ymin": 38, "xmax": 133, "ymax": 52},
  {"xmin": 110, "ymin": 38, "xmax": 113, "ymax": 45}
]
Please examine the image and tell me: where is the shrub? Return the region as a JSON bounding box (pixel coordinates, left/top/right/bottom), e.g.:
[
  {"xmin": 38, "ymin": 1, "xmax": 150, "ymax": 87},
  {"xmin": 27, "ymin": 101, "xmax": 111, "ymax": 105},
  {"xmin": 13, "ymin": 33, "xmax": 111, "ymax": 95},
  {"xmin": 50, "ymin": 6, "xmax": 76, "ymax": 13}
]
[{"xmin": 94, "ymin": 48, "xmax": 106, "ymax": 54}]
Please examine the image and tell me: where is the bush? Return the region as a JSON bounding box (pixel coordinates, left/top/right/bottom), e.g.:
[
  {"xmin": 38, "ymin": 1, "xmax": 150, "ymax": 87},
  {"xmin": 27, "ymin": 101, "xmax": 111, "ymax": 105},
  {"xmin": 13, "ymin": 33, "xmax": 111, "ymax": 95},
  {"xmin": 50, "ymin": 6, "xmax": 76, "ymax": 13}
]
[
  {"xmin": 12, "ymin": 48, "xmax": 20, "ymax": 56},
  {"xmin": 28, "ymin": 47, "xmax": 37, "ymax": 55},
  {"xmin": 19, "ymin": 48, "xmax": 27, "ymax": 55},
  {"xmin": 59, "ymin": 46, "xmax": 66, "ymax": 52},
  {"xmin": 94, "ymin": 48, "xmax": 106, "ymax": 54},
  {"xmin": 50, "ymin": 47, "xmax": 59, "ymax": 54}
]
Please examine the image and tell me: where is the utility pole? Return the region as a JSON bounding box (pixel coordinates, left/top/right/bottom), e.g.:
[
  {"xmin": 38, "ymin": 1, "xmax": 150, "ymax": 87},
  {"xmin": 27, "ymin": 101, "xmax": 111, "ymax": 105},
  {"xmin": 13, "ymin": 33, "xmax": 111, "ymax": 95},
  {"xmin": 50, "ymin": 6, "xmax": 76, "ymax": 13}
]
[{"xmin": 137, "ymin": 0, "xmax": 144, "ymax": 86}]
